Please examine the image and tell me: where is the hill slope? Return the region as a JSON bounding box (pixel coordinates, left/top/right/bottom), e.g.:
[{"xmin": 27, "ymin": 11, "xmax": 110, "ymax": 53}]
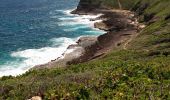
[{"xmin": 0, "ymin": 0, "xmax": 170, "ymax": 99}]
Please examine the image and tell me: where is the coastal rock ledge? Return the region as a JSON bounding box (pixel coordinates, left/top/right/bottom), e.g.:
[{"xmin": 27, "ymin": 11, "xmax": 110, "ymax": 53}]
[
  {"xmin": 33, "ymin": 0, "xmax": 145, "ymax": 69},
  {"xmin": 34, "ymin": 36, "xmax": 100, "ymax": 69}
]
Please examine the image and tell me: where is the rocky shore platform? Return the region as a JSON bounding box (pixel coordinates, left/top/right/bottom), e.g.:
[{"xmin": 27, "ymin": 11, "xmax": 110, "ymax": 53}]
[{"xmin": 33, "ymin": 8, "xmax": 145, "ymax": 69}]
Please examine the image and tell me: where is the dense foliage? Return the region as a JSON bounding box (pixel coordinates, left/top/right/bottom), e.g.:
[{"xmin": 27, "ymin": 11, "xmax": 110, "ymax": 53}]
[{"xmin": 1, "ymin": 0, "xmax": 170, "ymax": 99}]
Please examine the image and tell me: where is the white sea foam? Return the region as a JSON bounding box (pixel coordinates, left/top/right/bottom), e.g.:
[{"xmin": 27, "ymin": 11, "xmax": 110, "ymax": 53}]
[
  {"xmin": 63, "ymin": 9, "xmax": 76, "ymax": 16},
  {"xmin": 0, "ymin": 37, "xmax": 76, "ymax": 77},
  {"xmin": 85, "ymin": 30, "xmax": 106, "ymax": 35},
  {"xmin": 56, "ymin": 9, "xmax": 103, "ymax": 28},
  {"xmin": 52, "ymin": 9, "xmax": 104, "ymax": 33},
  {"xmin": 58, "ymin": 14, "xmax": 103, "ymax": 27},
  {"xmin": 63, "ymin": 25, "xmax": 89, "ymax": 32}
]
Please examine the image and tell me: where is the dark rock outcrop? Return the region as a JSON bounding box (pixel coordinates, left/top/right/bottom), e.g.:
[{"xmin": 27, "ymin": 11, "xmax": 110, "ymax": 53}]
[{"xmin": 72, "ymin": 0, "xmax": 101, "ymax": 14}]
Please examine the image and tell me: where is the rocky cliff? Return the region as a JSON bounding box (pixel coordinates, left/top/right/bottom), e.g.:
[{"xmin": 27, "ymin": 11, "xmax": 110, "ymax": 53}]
[
  {"xmin": 72, "ymin": 0, "xmax": 102, "ymax": 14},
  {"xmin": 72, "ymin": 0, "xmax": 139, "ymax": 14}
]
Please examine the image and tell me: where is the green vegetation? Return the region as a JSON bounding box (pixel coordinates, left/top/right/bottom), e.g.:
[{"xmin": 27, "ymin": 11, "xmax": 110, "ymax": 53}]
[
  {"xmin": 106, "ymin": 0, "xmax": 139, "ymax": 9},
  {"xmin": 1, "ymin": 0, "xmax": 170, "ymax": 99},
  {"xmin": 1, "ymin": 50, "xmax": 170, "ymax": 99},
  {"xmin": 130, "ymin": 0, "xmax": 170, "ymax": 53},
  {"xmin": 79, "ymin": 0, "xmax": 139, "ymax": 9}
]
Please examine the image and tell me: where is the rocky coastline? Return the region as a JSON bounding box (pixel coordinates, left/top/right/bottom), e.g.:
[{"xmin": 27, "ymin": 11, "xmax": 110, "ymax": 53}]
[{"xmin": 33, "ymin": 5, "xmax": 145, "ymax": 69}]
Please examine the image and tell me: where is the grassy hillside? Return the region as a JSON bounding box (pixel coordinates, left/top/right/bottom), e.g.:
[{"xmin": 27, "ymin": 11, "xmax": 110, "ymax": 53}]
[
  {"xmin": 1, "ymin": 0, "xmax": 170, "ymax": 99},
  {"xmin": 77, "ymin": 0, "xmax": 139, "ymax": 9}
]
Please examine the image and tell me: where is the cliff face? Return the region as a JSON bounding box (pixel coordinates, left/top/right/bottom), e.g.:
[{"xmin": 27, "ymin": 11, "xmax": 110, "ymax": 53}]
[
  {"xmin": 72, "ymin": 0, "xmax": 103, "ymax": 14},
  {"xmin": 77, "ymin": 0, "xmax": 102, "ymax": 10},
  {"xmin": 72, "ymin": 0, "xmax": 139, "ymax": 14}
]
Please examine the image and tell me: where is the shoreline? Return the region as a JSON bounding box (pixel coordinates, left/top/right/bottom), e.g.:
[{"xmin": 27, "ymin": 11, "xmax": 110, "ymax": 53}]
[
  {"xmin": 32, "ymin": 8, "xmax": 145, "ymax": 69},
  {"xmin": 0, "ymin": 9, "xmax": 105, "ymax": 77},
  {"xmin": 0, "ymin": 8, "xmax": 145, "ymax": 76},
  {"xmin": 33, "ymin": 11, "xmax": 105, "ymax": 69}
]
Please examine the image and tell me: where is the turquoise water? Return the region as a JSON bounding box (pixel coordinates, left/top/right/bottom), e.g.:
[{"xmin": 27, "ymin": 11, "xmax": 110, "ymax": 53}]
[{"xmin": 0, "ymin": 0, "xmax": 104, "ymax": 76}]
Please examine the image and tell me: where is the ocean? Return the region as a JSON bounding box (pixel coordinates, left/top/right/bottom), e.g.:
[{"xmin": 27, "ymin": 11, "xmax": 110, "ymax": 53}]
[{"xmin": 0, "ymin": 0, "xmax": 104, "ymax": 76}]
